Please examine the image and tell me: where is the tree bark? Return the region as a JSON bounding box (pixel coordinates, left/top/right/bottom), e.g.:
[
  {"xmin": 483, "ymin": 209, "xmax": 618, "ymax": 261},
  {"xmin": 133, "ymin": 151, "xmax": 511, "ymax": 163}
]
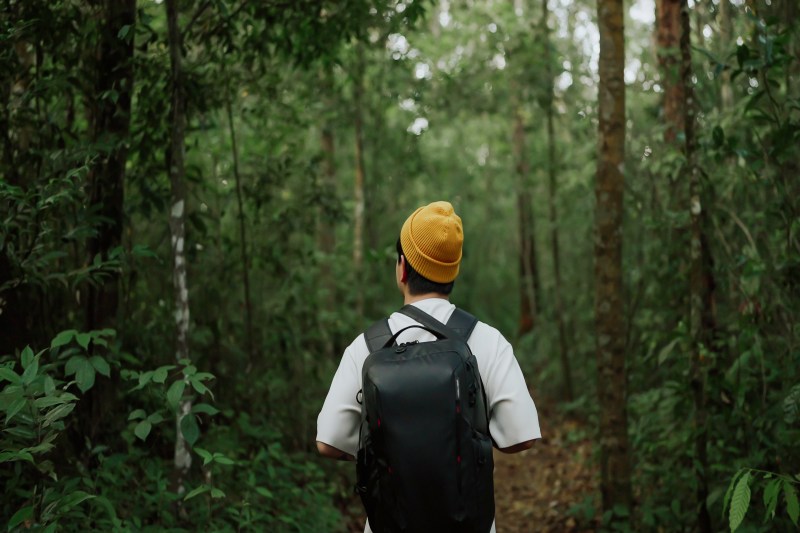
[
  {"xmin": 717, "ymin": 0, "xmax": 734, "ymax": 110},
  {"xmin": 595, "ymin": 0, "xmax": 633, "ymax": 514},
  {"xmin": 319, "ymin": 66, "xmax": 336, "ymax": 267},
  {"xmin": 353, "ymin": 44, "xmax": 366, "ymax": 316},
  {"xmin": 657, "ymin": 0, "xmax": 684, "ymax": 144},
  {"xmin": 85, "ymin": 0, "xmax": 135, "ymax": 333},
  {"xmin": 541, "ymin": 0, "xmax": 573, "ymax": 402},
  {"xmin": 165, "ymin": 0, "xmax": 193, "ymax": 500},
  {"xmin": 225, "ymin": 88, "xmax": 256, "ymax": 371},
  {"xmin": 513, "ymin": 85, "xmax": 540, "ymax": 336},
  {"xmin": 681, "ymin": 1, "xmax": 713, "ymax": 530}
]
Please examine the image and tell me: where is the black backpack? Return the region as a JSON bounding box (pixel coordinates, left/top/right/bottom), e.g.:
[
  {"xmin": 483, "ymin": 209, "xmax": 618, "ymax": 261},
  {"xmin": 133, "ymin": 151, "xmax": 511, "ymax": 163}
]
[{"xmin": 355, "ymin": 305, "xmax": 495, "ymax": 533}]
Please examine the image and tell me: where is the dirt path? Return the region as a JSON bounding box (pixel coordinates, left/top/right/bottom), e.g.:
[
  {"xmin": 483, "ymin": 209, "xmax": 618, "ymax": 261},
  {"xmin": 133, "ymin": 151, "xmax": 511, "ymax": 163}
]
[
  {"xmin": 492, "ymin": 403, "xmax": 598, "ymax": 532},
  {"xmin": 342, "ymin": 402, "xmax": 598, "ymax": 532}
]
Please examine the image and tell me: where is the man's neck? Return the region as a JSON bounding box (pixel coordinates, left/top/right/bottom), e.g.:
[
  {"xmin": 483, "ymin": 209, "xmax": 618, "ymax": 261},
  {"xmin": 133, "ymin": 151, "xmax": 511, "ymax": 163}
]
[{"xmin": 403, "ymin": 292, "xmax": 450, "ymax": 305}]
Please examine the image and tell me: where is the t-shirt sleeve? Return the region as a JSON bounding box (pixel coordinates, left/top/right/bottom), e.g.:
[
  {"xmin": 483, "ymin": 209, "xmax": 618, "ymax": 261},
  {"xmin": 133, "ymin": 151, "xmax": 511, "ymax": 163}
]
[
  {"xmin": 483, "ymin": 334, "xmax": 541, "ymax": 448},
  {"xmin": 316, "ymin": 337, "xmax": 364, "ymax": 457}
]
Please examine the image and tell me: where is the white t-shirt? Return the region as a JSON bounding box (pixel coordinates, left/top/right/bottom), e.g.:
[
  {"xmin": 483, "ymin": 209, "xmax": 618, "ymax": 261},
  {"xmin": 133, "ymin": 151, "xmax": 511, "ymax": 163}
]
[{"xmin": 316, "ymin": 297, "xmax": 541, "ymax": 533}]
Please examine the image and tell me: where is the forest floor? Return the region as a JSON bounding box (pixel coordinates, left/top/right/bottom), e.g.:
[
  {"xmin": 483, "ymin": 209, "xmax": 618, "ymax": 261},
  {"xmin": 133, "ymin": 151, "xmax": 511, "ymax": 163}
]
[{"xmin": 341, "ymin": 399, "xmax": 600, "ymax": 532}]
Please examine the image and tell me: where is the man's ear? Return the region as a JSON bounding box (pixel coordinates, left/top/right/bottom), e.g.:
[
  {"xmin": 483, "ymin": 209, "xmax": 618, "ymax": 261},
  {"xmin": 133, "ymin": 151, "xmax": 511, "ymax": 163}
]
[{"xmin": 400, "ymin": 256, "xmax": 408, "ymax": 283}]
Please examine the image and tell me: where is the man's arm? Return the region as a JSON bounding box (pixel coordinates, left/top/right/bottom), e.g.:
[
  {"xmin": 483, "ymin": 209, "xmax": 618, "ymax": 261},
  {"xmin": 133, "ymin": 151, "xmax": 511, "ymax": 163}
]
[
  {"xmin": 316, "ymin": 441, "xmax": 355, "ymax": 461},
  {"xmin": 497, "ymin": 438, "xmax": 536, "ymax": 454}
]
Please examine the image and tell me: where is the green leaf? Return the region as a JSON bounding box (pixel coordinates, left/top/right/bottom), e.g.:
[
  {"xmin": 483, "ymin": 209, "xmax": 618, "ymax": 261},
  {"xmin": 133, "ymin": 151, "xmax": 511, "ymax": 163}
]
[
  {"xmin": 7, "ymin": 505, "xmax": 33, "ymax": 530},
  {"xmin": 183, "ymin": 485, "xmax": 210, "ymax": 501},
  {"xmin": 65, "ymin": 355, "xmax": 86, "ymax": 377},
  {"xmin": 21, "ymin": 346, "xmax": 34, "ymax": 369},
  {"xmin": 34, "ymin": 393, "xmax": 78, "ymax": 408},
  {"xmin": 658, "ymin": 337, "xmax": 681, "ymax": 366},
  {"xmin": 59, "ymin": 490, "xmax": 94, "ymax": 510},
  {"xmin": 5, "ymin": 398, "xmax": 26, "ymax": 423},
  {"xmin": 724, "ymin": 469, "xmax": 746, "ymax": 516},
  {"xmin": 210, "ymin": 488, "xmax": 225, "ymax": 499},
  {"xmin": 255, "ymin": 486, "xmax": 274, "ymax": 499},
  {"xmin": 89, "ymin": 356, "xmax": 110, "ymax": 377},
  {"xmin": 128, "ymin": 409, "xmax": 146, "ymax": 421},
  {"xmin": 152, "ymin": 365, "xmax": 175, "ymax": 384},
  {"xmin": 146, "ymin": 412, "xmax": 164, "ymax": 424},
  {"xmin": 183, "ymin": 365, "xmax": 197, "ymax": 377},
  {"xmin": 191, "ymin": 403, "xmax": 219, "ymax": 416},
  {"xmin": 76, "ymin": 333, "xmax": 91, "ymax": 350},
  {"xmin": 117, "ymin": 24, "xmax": 131, "ymax": 40},
  {"xmin": 763, "ymin": 478, "xmax": 781, "ymax": 521},
  {"xmin": 730, "ymin": 471, "xmax": 751, "ymax": 532},
  {"xmin": 167, "ymin": 380, "xmax": 186, "ymax": 409},
  {"xmin": 51, "ymin": 330, "xmax": 77, "ymax": 348},
  {"xmin": 21, "ymin": 355, "xmax": 39, "ymax": 385},
  {"xmin": 180, "ymin": 414, "xmax": 200, "ymax": 446},
  {"xmin": 134, "ymin": 420, "xmax": 152, "ymax": 441},
  {"xmin": 214, "ymin": 455, "xmax": 234, "ymax": 465},
  {"xmin": 194, "ymin": 447, "xmax": 213, "ymax": 466},
  {"xmin": 75, "ymin": 359, "xmax": 96, "ymax": 392},
  {"xmin": 136, "ymin": 370, "xmax": 154, "ymax": 390},
  {"xmin": 44, "ymin": 376, "xmax": 55, "ymax": 395},
  {"xmin": 0, "ymin": 367, "xmax": 21, "ymax": 384},
  {"xmin": 42, "ymin": 403, "xmax": 75, "ymax": 427},
  {"xmin": 785, "ymin": 481, "xmax": 799, "ymax": 526},
  {"xmin": 0, "ymin": 450, "xmax": 34, "ymax": 463},
  {"xmin": 190, "ymin": 377, "xmax": 209, "ymax": 395}
]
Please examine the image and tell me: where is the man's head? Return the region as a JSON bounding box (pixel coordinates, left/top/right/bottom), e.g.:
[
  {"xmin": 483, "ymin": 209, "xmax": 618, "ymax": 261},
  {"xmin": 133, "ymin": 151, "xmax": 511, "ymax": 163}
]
[{"xmin": 396, "ymin": 201, "xmax": 463, "ymax": 296}]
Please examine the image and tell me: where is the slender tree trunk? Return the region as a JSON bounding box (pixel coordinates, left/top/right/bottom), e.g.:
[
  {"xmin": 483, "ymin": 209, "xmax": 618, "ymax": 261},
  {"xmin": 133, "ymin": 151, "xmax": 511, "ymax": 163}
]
[
  {"xmin": 595, "ymin": 0, "xmax": 633, "ymax": 514},
  {"xmin": 353, "ymin": 45, "xmax": 366, "ymax": 316},
  {"xmin": 657, "ymin": 0, "xmax": 684, "ymax": 144},
  {"xmin": 718, "ymin": 0, "xmax": 734, "ymax": 110},
  {"xmin": 225, "ymin": 89, "xmax": 256, "ymax": 371},
  {"xmin": 318, "ymin": 65, "xmax": 338, "ymax": 356},
  {"xmin": 165, "ymin": 0, "xmax": 192, "ymax": 500},
  {"xmin": 85, "ymin": 0, "xmax": 135, "ymax": 332},
  {"xmin": 512, "ymin": 85, "xmax": 540, "ymax": 336},
  {"xmin": 541, "ymin": 0, "xmax": 573, "ymax": 402},
  {"xmin": 681, "ymin": 1, "xmax": 713, "ymax": 530},
  {"xmin": 319, "ymin": 66, "xmax": 336, "ymax": 287},
  {"xmin": 514, "ymin": 109, "xmax": 540, "ymax": 335}
]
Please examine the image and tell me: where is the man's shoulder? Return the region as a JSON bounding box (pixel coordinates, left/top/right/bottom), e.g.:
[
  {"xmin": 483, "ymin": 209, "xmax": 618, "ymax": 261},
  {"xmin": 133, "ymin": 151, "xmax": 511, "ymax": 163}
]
[{"xmin": 469, "ymin": 319, "xmax": 508, "ymax": 346}]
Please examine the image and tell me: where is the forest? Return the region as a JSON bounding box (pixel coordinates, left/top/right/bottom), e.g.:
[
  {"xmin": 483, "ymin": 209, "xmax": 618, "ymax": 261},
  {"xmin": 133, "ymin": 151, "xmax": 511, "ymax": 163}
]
[{"xmin": 1, "ymin": 0, "xmax": 799, "ymax": 531}]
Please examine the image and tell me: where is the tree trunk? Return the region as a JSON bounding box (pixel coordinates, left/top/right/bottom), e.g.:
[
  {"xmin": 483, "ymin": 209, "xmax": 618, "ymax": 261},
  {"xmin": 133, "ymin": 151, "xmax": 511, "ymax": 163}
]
[
  {"xmin": 71, "ymin": 0, "xmax": 136, "ymax": 448},
  {"xmin": 319, "ymin": 66, "xmax": 336, "ymax": 285},
  {"xmin": 514, "ymin": 103, "xmax": 539, "ymax": 335},
  {"xmin": 85, "ymin": 0, "xmax": 135, "ymax": 333},
  {"xmin": 513, "ymin": 85, "xmax": 540, "ymax": 336},
  {"xmin": 718, "ymin": 0, "xmax": 734, "ymax": 110},
  {"xmin": 595, "ymin": 0, "xmax": 633, "ymax": 514},
  {"xmin": 657, "ymin": 0, "xmax": 684, "ymax": 144},
  {"xmin": 225, "ymin": 88, "xmax": 256, "ymax": 371},
  {"xmin": 165, "ymin": 0, "xmax": 193, "ymax": 501},
  {"xmin": 353, "ymin": 45, "xmax": 366, "ymax": 317},
  {"xmin": 681, "ymin": 1, "xmax": 714, "ymax": 530},
  {"xmin": 541, "ymin": 0, "xmax": 573, "ymax": 402}
]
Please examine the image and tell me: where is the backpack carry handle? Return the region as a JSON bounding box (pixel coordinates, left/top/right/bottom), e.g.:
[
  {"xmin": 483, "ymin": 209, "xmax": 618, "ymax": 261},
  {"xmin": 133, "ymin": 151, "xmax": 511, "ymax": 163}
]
[{"xmin": 382, "ymin": 324, "xmax": 446, "ymax": 349}]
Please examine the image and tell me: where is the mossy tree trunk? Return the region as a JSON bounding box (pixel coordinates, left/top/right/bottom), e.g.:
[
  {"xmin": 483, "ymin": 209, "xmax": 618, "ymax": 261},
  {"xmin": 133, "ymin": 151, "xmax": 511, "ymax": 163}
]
[{"xmin": 595, "ymin": 0, "xmax": 633, "ymax": 515}]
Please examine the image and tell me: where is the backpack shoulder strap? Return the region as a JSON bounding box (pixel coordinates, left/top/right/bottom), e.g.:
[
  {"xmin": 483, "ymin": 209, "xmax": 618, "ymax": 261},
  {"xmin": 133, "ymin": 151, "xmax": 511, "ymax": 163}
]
[
  {"xmin": 364, "ymin": 318, "xmax": 393, "ymax": 353},
  {"xmin": 398, "ymin": 305, "xmax": 478, "ymax": 342},
  {"xmin": 446, "ymin": 308, "xmax": 478, "ymax": 341}
]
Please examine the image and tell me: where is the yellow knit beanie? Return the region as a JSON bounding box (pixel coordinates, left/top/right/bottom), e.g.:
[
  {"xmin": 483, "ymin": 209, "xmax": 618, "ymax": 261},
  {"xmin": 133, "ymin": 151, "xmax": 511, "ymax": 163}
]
[{"xmin": 400, "ymin": 201, "xmax": 463, "ymax": 283}]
